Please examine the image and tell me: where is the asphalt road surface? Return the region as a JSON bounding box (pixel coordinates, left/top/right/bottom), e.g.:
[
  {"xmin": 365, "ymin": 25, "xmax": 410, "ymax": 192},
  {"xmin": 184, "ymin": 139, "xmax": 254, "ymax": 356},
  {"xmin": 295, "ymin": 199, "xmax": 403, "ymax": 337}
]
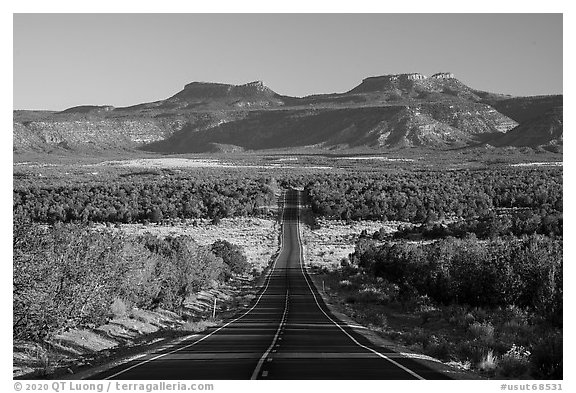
[{"xmin": 89, "ymin": 189, "xmax": 450, "ymax": 380}]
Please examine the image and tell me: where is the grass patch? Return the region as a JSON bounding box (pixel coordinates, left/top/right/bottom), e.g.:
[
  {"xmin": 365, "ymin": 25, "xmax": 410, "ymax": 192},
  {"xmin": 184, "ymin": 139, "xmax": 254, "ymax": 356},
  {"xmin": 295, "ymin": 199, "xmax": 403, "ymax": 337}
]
[{"xmin": 180, "ymin": 319, "xmax": 221, "ymax": 333}]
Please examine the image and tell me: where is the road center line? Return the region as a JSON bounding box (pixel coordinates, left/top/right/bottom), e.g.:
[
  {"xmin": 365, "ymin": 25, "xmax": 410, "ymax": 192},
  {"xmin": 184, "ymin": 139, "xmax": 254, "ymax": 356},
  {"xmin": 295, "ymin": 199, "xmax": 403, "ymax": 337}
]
[{"xmin": 250, "ymin": 288, "xmax": 289, "ymax": 380}]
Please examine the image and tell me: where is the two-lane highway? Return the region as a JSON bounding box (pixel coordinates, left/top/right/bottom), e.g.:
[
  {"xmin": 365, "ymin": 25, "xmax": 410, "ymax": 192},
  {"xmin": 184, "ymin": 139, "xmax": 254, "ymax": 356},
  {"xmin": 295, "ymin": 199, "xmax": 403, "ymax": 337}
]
[{"xmin": 88, "ymin": 189, "xmax": 450, "ymax": 380}]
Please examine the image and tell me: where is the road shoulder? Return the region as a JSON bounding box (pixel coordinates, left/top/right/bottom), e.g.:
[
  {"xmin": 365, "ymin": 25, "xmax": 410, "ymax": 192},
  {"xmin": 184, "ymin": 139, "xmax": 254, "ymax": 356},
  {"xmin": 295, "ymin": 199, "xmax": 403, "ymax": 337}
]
[{"xmin": 306, "ymin": 271, "xmax": 483, "ymax": 380}]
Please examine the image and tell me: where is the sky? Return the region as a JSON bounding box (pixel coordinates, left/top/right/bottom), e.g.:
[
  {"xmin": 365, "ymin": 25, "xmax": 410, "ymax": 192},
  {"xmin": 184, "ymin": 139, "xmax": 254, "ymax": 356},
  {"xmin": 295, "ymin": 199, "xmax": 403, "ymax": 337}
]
[{"xmin": 13, "ymin": 13, "xmax": 563, "ymax": 110}]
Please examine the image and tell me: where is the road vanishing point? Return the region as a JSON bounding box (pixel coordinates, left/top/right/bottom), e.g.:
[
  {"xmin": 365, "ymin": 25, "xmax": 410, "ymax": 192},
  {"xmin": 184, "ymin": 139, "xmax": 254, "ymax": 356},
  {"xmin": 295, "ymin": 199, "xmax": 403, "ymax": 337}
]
[{"xmin": 89, "ymin": 189, "xmax": 451, "ymax": 380}]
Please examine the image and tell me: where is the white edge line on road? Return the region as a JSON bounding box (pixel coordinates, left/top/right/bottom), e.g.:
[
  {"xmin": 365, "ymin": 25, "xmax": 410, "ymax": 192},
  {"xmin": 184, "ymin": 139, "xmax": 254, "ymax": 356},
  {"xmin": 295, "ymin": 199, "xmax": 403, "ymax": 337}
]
[
  {"xmin": 250, "ymin": 288, "xmax": 289, "ymax": 380},
  {"xmin": 103, "ymin": 192, "xmax": 288, "ymax": 380},
  {"xmin": 295, "ymin": 192, "xmax": 426, "ymax": 381}
]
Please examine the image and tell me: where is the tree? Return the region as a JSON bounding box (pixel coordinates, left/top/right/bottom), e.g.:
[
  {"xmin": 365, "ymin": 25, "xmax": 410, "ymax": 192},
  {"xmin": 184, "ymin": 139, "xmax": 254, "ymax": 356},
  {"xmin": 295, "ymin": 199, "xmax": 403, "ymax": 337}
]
[
  {"xmin": 150, "ymin": 207, "xmax": 163, "ymax": 223},
  {"xmin": 211, "ymin": 240, "xmax": 249, "ymax": 278}
]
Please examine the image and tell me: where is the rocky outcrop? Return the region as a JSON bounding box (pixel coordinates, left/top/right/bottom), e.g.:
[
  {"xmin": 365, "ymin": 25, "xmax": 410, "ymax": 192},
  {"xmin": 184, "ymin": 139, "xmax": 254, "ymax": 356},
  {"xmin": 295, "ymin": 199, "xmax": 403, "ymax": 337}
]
[
  {"xmin": 405, "ymin": 73, "xmax": 427, "ymax": 80},
  {"xmin": 350, "ymin": 73, "xmax": 427, "ymax": 90},
  {"xmin": 431, "ymin": 72, "xmax": 454, "ymax": 79},
  {"xmin": 354, "ymin": 72, "xmax": 453, "ymax": 86}
]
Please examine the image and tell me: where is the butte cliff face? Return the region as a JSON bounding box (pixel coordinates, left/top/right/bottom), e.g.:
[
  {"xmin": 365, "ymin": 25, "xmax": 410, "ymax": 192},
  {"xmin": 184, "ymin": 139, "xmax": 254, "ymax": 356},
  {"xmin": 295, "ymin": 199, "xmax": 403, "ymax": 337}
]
[{"xmin": 13, "ymin": 73, "xmax": 561, "ymax": 154}]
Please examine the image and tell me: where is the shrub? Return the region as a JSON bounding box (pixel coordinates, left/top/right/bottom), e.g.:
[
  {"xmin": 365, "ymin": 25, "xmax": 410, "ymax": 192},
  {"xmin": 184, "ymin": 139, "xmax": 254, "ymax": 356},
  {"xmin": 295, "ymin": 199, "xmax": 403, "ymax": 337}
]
[
  {"xmin": 420, "ymin": 307, "xmax": 442, "ymax": 325},
  {"xmin": 305, "ymin": 169, "xmax": 562, "ymax": 224},
  {"xmin": 150, "ymin": 236, "xmax": 224, "ymax": 309},
  {"xmin": 424, "ymin": 336, "xmax": 452, "ymax": 361},
  {"xmin": 345, "ymin": 296, "xmax": 356, "ymax": 304},
  {"xmin": 13, "ymin": 220, "xmax": 226, "ymax": 342},
  {"xmin": 499, "ymin": 344, "xmax": 531, "ymax": 377},
  {"xmin": 479, "ymin": 350, "xmax": 499, "ymax": 372},
  {"xmin": 445, "ymin": 305, "xmax": 472, "ymax": 327},
  {"xmin": 14, "ymin": 174, "xmax": 278, "ymax": 224},
  {"xmin": 13, "ymin": 221, "xmax": 136, "ymax": 340},
  {"xmin": 110, "ymin": 298, "xmax": 130, "ymax": 318},
  {"xmin": 356, "ymin": 286, "xmax": 385, "ymax": 304},
  {"xmin": 210, "ymin": 240, "xmax": 249, "ymax": 277},
  {"xmin": 339, "ymin": 279, "xmax": 354, "ymax": 289},
  {"xmin": 455, "ymin": 340, "xmax": 486, "ymax": 365},
  {"xmin": 463, "ymin": 313, "xmax": 476, "ymax": 326},
  {"xmin": 351, "ymin": 234, "xmax": 562, "ymax": 324},
  {"xmin": 530, "ymin": 332, "xmax": 563, "ymax": 379},
  {"xmin": 401, "ymin": 327, "xmax": 430, "ymax": 347},
  {"xmin": 469, "ymin": 322, "xmax": 495, "ymax": 342},
  {"xmin": 362, "ymin": 310, "xmax": 388, "ymax": 329}
]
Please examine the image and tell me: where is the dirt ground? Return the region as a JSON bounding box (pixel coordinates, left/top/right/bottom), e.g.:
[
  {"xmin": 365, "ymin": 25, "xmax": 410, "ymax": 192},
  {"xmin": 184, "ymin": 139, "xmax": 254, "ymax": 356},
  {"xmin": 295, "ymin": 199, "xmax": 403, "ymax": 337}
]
[
  {"xmin": 300, "ymin": 218, "xmax": 408, "ymax": 269},
  {"xmin": 92, "ymin": 157, "xmax": 332, "ymax": 170},
  {"xmin": 105, "ymin": 217, "xmax": 280, "ymax": 273}
]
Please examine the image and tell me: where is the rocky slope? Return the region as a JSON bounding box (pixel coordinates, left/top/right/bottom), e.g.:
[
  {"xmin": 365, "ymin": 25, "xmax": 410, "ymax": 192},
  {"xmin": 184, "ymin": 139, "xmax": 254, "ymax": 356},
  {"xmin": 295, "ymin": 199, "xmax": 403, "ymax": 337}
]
[
  {"xmin": 146, "ymin": 102, "xmax": 515, "ymax": 152},
  {"xmin": 485, "ymin": 95, "xmax": 563, "ymax": 150},
  {"xmin": 13, "ymin": 73, "xmax": 561, "ymax": 154},
  {"xmin": 13, "ymin": 119, "xmax": 178, "ymax": 153},
  {"xmin": 488, "ymin": 95, "xmax": 562, "ymax": 124},
  {"xmin": 489, "ymin": 107, "xmax": 563, "ymax": 149}
]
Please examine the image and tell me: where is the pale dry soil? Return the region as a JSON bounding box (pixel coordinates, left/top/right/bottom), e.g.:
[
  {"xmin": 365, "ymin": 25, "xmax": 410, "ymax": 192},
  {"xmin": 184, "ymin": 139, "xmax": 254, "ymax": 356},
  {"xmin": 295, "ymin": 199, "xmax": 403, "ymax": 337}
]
[
  {"xmin": 109, "ymin": 217, "xmax": 280, "ymax": 273},
  {"xmin": 92, "ymin": 157, "xmax": 332, "ymax": 170},
  {"xmin": 300, "ymin": 218, "xmax": 408, "ymax": 269},
  {"xmin": 337, "ymin": 156, "xmax": 415, "ymax": 162},
  {"xmin": 510, "ymin": 162, "xmax": 562, "ymax": 167},
  {"xmin": 14, "ymin": 218, "xmax": 280, "ymax": 378}
]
